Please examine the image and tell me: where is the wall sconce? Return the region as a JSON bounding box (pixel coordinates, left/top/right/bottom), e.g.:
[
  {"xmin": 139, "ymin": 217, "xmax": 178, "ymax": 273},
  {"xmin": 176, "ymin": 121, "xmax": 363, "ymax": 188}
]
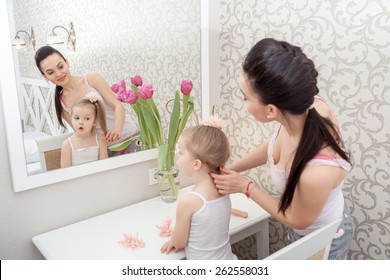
[
  {"xmin": 46, "ymin": 22, "xmax": 76, "ymax": 51},
  {"xmin": 12, "ymin": 27, "xmax": 36, "ymax": 51}
]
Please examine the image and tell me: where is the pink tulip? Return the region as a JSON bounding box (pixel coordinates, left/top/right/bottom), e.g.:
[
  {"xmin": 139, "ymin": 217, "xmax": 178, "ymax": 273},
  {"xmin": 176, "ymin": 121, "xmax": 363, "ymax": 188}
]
[
  {"xmin": 131, "ymin": 75, "xmax": 143, "ymax": 87},
  {"xmin": 124, "ymin": 90, "xmax": 138, "ymax": 104},
  {"xmin": 180, "ymin": 80, "xmax": 193, "ymax": 95},
  {"xmin": 138, "ymin": 84, "xmax": 154, "ymax": 99},
  {"xmin": 111, "ymin": 80, "xmax": 126, "ymax": 93},
  {"xmin": 116, "ymin": 87, "xmax": 126, "ymax": 102}
]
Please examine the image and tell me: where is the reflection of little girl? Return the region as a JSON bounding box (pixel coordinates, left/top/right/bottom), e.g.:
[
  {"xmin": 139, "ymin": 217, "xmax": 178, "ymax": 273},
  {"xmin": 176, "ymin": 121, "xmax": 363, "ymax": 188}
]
[
  {"xmin": 61, "ymin": 93, "xmax": 108, "ymax": 167},
  {"xmin": 160, "ymin": 117, "xmax": 237, "ymax": 260}
]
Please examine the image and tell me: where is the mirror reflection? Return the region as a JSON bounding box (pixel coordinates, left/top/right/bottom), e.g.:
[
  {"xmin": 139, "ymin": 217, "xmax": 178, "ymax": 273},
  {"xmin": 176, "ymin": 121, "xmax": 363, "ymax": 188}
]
[{"xmin": 9, "ymin": 0, "xmax": 201, "ymax": 175}]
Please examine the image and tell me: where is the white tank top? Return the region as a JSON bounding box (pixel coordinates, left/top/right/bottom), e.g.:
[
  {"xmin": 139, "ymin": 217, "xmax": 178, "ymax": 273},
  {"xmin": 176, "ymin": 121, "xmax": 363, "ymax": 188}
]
[
  {"xmin": 68, "ymin": 134, "xmax": 99, "ymax": 166},
  {"xmin": 184, "ymin": 192, "xmax": 237, "ymax": 260},
  {"xmin": 267, "ymin": 124, "xmax": 351, "ymax": 235}
]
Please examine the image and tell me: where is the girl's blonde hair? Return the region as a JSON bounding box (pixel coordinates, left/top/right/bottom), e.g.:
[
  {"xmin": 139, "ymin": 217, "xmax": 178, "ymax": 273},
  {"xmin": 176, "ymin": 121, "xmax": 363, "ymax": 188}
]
[
  {"xmin": 181, "ymin": 125, "xmax": 230, "ymax": 174},
  {"xmin": 71, "ymin": 98, "xmax": 107, "ymax": 134}
]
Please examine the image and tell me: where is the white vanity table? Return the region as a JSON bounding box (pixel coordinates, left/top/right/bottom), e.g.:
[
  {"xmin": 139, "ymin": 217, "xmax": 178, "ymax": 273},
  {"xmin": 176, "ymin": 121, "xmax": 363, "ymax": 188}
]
[{"xmin": 32, "ymin": 186, "xmax": 271, "ymax": 260}]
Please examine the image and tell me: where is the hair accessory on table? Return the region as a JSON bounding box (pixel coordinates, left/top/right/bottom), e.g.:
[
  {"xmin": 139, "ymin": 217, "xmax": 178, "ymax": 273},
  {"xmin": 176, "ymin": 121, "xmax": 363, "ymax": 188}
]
[
  {"xmin": 201, "ymin": 115, "xmax": 224, "ymax": 129},
  {"xmin": 156, "ymin": 217, "xmax": 175, "ymax": 237},
  {"xmin": 85, "ymin": 91, "xmax": 102, "ymax": 103},
  {"xmin": 231, "ymin": 208, "xmax": 248, "ymax": 218},
  {"xmin": 118, "ymin": 233, "xmax": 145, "ymax": 249}
]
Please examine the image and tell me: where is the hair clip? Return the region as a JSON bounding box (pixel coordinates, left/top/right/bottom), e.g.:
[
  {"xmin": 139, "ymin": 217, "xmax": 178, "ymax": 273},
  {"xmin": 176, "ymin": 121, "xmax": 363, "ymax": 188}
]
[
  {"xmin": 85, "ymin": 91, "xmax": 102, "ymax": 103},
  {"xmin": 118, "ymin": 233, "xmax": 145, "ymax": 249},
  {"xmin": 156, "ymin": 217, "xmax": 175, "ymax": 237},
  {"xmin": 201, "ymin": 115, "xmax": 224, "ymax": 129}
]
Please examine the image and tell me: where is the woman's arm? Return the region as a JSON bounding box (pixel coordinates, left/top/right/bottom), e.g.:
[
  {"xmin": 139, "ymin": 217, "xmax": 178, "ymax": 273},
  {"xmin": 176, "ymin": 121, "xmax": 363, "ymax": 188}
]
[
  {"xmin": 160, "ymin": 194, "xmax": 202, "ymax": 253},
  {"xmin": 98, "ymin": 136, "xmax": 108, "ymax": 160},
  {"xmin": 212, "ymin": 165, "xmax": 341, "ymax": 229},
  {"xmin": 88, "ymin": 72, "xmax": 126, "ymax": 142},
  {"xmin": 60, "ymin": 139, "xmax": 72, "ymax": 168},
  {"xmin": 229, "ymin": 141, "xmax": 269, "ymax": 172}
]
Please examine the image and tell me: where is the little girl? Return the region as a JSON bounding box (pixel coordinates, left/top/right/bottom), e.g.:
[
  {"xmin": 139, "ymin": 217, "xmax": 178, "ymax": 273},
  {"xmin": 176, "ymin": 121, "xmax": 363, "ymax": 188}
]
[
  {"xmin": 160, "ymin": 117, "xmax": 237, "ymax": 260},
  {"xmin": 60, "ymin": 93, "xmax": 108, "ymax": 167}
]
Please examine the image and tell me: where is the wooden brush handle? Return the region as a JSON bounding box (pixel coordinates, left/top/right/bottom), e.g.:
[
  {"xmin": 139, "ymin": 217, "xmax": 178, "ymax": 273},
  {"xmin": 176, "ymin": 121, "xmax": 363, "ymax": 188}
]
[{"xmin": 231, "ymin": 208, "xmax": 248, "ymax": 218}]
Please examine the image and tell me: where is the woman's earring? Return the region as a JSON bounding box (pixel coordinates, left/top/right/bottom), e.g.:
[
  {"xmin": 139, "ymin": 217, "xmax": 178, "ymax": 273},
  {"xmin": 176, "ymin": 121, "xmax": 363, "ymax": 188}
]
[{"xmin": 267, "ymin": 115, "xmax": 271, "ymax": 119}]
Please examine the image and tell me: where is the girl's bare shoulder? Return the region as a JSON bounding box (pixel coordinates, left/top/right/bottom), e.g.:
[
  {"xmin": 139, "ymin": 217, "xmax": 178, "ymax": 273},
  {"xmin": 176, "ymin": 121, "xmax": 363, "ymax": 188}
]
[
  {"xmin": 177, "ymin": 193, "xmax": 204, "ymax": 212},
  {"xmin": 61, "ymin": 137, "xmax": 72, "ymax": 150}
]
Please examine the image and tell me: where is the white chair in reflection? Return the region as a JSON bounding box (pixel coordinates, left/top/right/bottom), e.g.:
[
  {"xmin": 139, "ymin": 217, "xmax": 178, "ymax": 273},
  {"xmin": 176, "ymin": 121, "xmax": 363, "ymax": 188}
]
[
  {"xmin": 264, "ymin": 218, "xmax": 342, "ymax": 260},
  {"xmin": 35, "ymin": 133, "xmax": 73, "ymax": 172}
]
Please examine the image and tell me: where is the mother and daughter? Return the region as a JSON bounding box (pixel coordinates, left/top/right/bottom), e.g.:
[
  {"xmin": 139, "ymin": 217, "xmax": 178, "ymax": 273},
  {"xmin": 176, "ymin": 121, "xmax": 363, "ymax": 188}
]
[
  {"xmin": 34, "ymin": 46, "xmax": 140, "ymax": 166},
  {"xmin": 161, "ymin": 38, "xmax": 352, "ymax": 260},
  {"xmin": 36, "ymin": 37, "xmax": 353, "ymax": 259}
]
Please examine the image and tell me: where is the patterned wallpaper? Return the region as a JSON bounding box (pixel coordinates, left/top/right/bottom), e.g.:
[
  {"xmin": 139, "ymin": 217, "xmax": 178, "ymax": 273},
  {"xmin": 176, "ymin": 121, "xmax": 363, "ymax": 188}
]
[
  {"xmin": 221, "ymin": 0, "xmax": 389, "ymax": 260},
  {"xmin": 10, "ymin": 0, "xmax": 201, "ymax": 135}
]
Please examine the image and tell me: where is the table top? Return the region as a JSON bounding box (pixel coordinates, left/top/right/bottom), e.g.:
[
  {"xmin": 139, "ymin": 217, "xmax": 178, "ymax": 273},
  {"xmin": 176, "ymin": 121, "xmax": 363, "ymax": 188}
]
[{"xmin": 32, "ymin": 186, "xmax": 270, "ymax": 259}]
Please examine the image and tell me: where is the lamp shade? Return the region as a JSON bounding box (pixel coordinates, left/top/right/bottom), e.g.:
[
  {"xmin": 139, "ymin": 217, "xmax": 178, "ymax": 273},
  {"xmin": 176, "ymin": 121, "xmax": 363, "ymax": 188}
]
[
  {"xmin": 12, "ymin": 37, "xmax": 27, "ymax": 49},
  {"xmin": 46, "ymin": 35, "xmax": 66, "ymax": 46}
]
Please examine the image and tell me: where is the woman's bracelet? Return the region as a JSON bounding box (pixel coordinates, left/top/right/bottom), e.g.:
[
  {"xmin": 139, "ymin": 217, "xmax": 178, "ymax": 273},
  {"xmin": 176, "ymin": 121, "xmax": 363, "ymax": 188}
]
[{"xmin": 245, "ymin": 181, "xmax": 254, "ymax": 198}]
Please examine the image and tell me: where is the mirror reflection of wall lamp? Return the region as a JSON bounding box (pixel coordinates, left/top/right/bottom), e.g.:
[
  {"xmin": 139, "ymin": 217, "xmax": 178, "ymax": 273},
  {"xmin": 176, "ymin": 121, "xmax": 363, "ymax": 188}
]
[
  {"xmin": 12, "ymin": 27, "xmax": 36, "ymax": 51},
  {"xmin": 46, "ymin": 22, "xmax": 76, "ymax": 51}
]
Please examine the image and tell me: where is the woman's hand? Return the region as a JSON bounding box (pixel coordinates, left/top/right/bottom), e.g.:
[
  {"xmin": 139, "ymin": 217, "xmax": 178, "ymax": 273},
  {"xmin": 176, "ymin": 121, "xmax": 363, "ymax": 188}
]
[
  {"xmin": 160, "ymin": 240, "xmax": 180, "ymax": 254},
  {"xmin": 105, "ymin": 128, "xmax": 122, "ymax": 142},
  {"xmin": 210, "ymin": 166, "xmax": 250, "ymax": 195}
]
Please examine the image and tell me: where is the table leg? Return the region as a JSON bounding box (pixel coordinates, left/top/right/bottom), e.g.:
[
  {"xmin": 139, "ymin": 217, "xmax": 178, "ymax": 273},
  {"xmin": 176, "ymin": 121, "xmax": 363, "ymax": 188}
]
[{"xmin": 256, "ymin": 219, "xmax": 269, "ymax": 259}]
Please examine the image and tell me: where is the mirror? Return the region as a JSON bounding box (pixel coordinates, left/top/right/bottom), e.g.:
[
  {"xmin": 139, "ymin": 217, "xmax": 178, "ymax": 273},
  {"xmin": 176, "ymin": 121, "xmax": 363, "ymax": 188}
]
[
  {"xmin": 0, "ymin": 0, "xmax": 218, "ymax": 192},
  {"xmin": 10, "ymin": 0, "xmax": 202, "ymax": 175}
]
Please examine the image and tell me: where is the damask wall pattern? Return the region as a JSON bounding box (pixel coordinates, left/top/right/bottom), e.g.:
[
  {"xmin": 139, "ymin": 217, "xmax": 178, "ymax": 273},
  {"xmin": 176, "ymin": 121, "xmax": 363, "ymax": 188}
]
[
  {"xmin": 221, "ymin": 0, "xmax": 389, "ymax": 259},
  {"xmin": 11, "ymin": 0, "xmax": 201, "ymax": 134}
]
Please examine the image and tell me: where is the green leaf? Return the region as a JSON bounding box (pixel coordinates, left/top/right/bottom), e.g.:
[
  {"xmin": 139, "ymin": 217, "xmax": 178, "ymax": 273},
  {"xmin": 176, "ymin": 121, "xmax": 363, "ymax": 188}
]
[
  {"xmin": 131, "ymin": 84, "xmax": 138, "ymax": 92},
  {"xmin": 108, "ymin": 136, "xmax": 138, "ymax": 151},
  {"xmin": 167, "ymin": 90, "xmax": 181, "ymax": 151},
  {"xmin": 158, "ymin": 144, "xmax": 169, "ymax": 170},
  {"xmin": 140, "ymin": 103, "xmax": 161, "ymax": 145},
  {"xmin": 177, "ymin": 95, "xmax": 194, "ymax": 137},
  {"xmin": 132, "ymin": 103, "xmax": 152, "ymax": 146},
  {"xmin": 148, "ymin": 98, "xmax": 161, "ymax": 121},
  {"xmin": 146, "ymin": 99, "xmax": 163, "ymax": 144}
]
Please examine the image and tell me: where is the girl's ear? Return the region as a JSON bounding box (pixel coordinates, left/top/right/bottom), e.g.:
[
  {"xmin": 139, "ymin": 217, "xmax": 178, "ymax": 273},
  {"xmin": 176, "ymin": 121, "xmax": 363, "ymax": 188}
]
[{"xmin": 193, "ymin": 159, "xmax": 202, "ymax": 171}]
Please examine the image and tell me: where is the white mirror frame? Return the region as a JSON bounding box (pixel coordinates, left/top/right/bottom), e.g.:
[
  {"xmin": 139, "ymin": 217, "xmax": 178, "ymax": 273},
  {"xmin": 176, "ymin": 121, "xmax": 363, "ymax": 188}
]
[{"xmin": 0, "ymin": 0, "xmax": 219, "ymax": 192}]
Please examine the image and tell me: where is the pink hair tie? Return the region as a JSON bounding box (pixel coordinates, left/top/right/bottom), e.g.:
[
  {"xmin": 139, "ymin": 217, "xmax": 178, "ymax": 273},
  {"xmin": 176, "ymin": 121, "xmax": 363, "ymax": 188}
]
[
  {"xmin": 85, "ymin": 91, "xmax": 102, "ymax": 103},
  {"xmin": 201, "ymin": 115, "xmax": 224, "ymax": 129}
]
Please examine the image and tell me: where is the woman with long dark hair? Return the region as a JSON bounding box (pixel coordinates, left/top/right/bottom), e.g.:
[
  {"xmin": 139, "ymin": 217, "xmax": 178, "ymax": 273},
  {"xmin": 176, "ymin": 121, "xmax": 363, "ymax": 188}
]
[
  {"xmin": 35, "ymin": 46, "xmax": 140, "ymax": 155},
  {"xmin": 210, "ymin": 38, "xmax": 353, "ymax": 259}
]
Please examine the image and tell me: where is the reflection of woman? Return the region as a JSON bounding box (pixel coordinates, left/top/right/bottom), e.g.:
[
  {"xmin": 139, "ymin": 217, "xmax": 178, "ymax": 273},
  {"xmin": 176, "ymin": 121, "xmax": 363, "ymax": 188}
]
[
  {"xmin": 34, "ymin": 46, "xmax": 140, "ymax": 155},
  {"xmin": 210, "ymin": 38, "xmax": 353, "ymax": 259}
]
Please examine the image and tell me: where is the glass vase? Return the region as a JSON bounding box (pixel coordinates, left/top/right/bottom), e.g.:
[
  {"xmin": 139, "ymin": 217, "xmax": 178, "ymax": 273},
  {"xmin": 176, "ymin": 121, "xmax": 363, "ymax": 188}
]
[{"xmin": 157, "ymin": 166, "xmax": 179, "ymax": 203}]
